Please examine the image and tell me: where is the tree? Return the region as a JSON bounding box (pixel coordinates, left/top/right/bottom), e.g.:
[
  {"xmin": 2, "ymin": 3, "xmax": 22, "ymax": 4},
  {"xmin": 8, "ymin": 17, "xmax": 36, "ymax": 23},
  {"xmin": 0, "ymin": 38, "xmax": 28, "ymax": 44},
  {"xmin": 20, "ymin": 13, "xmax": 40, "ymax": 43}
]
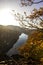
[
  {"xmin": 13, "ymin": 7, "xmax": 43, "ymax": 29},
  {"xmin": 18, "ymin": 30, "xmax": 43, "ymax": 61},
  {"xmin": 12, "ymin": 0, "xmax": 43, "ymax": 64},
  {"xmin": 13, "ymin": 0, "xmax": 43, "ymax": 63},
  {"xmin": 12, "ymin": 0, "xmax": 43, "ymax": 29}
]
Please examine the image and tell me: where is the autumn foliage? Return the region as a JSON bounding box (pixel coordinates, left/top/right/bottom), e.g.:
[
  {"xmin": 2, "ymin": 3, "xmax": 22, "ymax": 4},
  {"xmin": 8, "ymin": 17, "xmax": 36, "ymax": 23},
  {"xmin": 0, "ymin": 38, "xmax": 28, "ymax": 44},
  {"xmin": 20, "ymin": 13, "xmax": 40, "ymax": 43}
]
[{"xmin": 18, "ymin": 30, "xmax": 43, "ymax": 61}]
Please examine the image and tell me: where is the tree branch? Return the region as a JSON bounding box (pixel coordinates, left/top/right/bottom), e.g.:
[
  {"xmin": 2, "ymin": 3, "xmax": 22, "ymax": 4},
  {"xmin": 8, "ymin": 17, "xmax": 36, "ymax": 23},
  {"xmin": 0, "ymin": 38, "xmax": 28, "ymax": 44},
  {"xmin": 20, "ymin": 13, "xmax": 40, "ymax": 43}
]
[
  {"xmin": 33, "ymin": 0, "xmax": 43, "ymax": 4},
  {"xmin": 21, "ymin": 0, "xmax": 43, "ymax": 6}
]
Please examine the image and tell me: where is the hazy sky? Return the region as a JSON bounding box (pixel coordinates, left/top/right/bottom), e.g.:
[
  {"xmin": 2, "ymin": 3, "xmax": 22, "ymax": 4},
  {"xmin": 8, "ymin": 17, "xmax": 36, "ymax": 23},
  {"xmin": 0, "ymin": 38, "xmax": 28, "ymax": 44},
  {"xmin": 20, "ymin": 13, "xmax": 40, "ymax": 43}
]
[
  {"xmin": 0, "ymin": 0, "xmax": 43, "ymax": 26},
  {"xmin": 0, "ymin": 0, "xmax": 43, "ymax": 13}
]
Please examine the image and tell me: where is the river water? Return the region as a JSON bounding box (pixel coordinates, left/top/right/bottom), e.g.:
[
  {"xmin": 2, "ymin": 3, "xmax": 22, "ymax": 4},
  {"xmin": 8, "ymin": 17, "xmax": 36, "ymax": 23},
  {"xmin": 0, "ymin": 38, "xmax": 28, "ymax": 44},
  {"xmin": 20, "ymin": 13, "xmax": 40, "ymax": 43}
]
[{"xmin": 7, "ymin": 33, "xmax": 28, "ymax": 56}]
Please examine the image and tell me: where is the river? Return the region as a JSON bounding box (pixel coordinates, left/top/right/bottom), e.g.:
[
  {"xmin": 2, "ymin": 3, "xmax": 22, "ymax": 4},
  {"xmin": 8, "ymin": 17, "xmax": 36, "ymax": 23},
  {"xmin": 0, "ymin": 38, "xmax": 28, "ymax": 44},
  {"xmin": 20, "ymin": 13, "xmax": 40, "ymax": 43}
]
[{"xmin": 7, "ymin": 33, "xmax": 28, "ymax": 56}]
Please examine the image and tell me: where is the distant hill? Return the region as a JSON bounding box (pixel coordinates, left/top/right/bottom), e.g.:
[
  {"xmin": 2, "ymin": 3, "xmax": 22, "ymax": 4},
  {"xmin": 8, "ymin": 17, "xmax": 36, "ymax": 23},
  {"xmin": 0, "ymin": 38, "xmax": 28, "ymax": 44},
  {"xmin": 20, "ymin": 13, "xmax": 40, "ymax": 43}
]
[
  {"xmin": 0, "ymin": 25, "xmax": 36, "ymax": 55},
  {"xmin": 0, "ymin": 25, "xmax": 21, "ymax": 55}
]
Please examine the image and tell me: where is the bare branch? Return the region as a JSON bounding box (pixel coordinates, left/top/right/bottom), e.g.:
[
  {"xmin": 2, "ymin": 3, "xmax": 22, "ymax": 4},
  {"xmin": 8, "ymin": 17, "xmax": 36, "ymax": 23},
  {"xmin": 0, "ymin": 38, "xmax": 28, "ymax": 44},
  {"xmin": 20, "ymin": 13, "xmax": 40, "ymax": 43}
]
[
  {"xmin": 21, "ymin": 0, "xmax": 43, "ymax": 6},
  {"xmin": 12, "ymin": 7, "xmax": 43, "ymax": 29}
]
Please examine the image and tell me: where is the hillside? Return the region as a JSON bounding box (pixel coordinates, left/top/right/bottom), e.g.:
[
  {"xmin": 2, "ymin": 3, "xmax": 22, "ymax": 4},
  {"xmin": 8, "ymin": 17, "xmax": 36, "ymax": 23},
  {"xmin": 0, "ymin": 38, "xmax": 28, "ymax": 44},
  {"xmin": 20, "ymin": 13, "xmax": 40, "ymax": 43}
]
[
  {"xmin": 0, "ymin": 25, "xmax": 21, "ymax": 55},
  {"xmin": 0, "ymin": 25, "xmax": 36, "ymax": 55}
]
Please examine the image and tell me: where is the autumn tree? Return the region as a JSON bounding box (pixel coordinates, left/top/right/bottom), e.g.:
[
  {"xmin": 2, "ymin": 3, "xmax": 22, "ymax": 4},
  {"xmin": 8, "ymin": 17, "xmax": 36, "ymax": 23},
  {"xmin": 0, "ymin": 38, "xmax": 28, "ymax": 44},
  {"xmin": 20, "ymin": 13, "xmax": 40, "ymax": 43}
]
[
  {"xmin": 12, "ymin": 0, "xmax": 43, "ymax": 29},
  {"xmin": 12, "ymin": 0, "xmax": 43, "ymax": 63},
  {"xmin": 11, "ymin": 0, "xmax": 43, "ymax": 64},
  {"xmin": 13, "ymin": 7, "xmax": 43, "ymax": 29},
  {"xmin": 18, "ymin": 30, "xmax": 43, "ymax": 61}
]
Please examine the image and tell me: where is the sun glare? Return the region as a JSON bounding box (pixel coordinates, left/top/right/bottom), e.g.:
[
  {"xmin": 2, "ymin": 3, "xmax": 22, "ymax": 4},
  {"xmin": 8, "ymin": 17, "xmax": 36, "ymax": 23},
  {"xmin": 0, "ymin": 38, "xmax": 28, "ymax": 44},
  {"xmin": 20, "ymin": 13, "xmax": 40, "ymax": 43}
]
[{"xmin": 0, "ymin": 8, "xmax": 19, "ymax": 26}]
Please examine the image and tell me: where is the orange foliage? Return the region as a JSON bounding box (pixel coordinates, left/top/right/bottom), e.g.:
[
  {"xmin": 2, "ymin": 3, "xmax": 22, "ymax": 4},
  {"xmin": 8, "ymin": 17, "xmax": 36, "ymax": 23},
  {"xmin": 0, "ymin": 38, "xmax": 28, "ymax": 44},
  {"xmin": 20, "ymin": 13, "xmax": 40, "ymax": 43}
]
[{"xmin": 18, "ymin": 30, "xmax": 43, "ymax": 59}]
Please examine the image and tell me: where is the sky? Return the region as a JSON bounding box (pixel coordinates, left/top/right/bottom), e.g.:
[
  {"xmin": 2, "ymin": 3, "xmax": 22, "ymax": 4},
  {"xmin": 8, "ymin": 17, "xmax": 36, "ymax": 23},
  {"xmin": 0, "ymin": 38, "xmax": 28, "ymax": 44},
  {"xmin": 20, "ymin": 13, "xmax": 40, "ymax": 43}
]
[
  {"xmin": 0, "ymin": 0, "xmax": 43, "ymax": 12},
  {"xmin": 0, "ymin": 0, "xmax": 43, "ymax": 26}
]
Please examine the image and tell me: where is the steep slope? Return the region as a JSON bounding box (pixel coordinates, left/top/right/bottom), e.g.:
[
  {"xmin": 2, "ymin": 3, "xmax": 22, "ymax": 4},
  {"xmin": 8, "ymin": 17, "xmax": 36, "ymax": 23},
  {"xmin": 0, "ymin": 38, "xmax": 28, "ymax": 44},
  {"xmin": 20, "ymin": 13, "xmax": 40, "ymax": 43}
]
[{"xmin": 0, "ymin": 25, "xmax": 21, "ymax": 55}]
